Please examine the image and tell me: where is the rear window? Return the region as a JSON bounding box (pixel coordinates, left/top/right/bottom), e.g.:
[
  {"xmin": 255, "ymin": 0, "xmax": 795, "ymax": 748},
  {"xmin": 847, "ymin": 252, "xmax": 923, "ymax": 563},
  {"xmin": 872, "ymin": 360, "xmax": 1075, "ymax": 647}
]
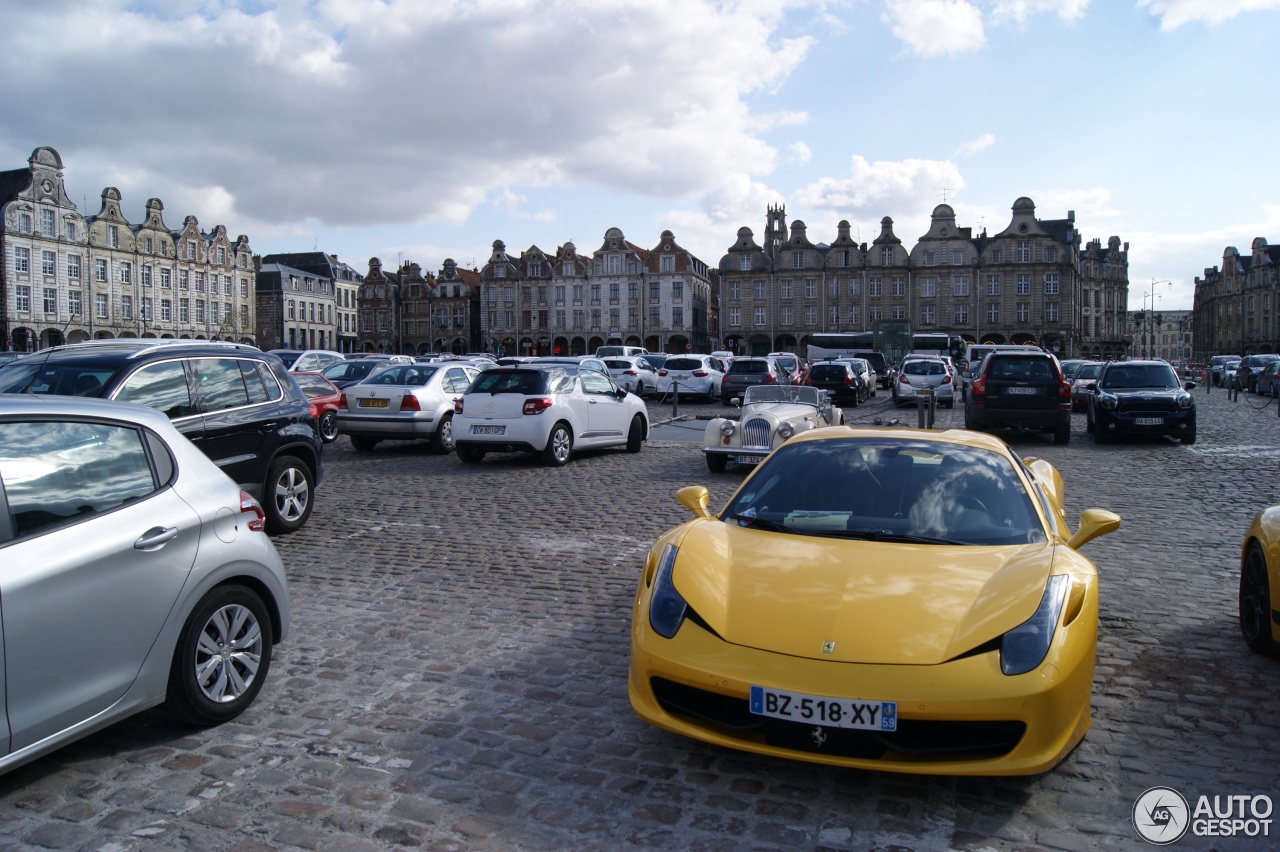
[
  {"xmin": 730, "ymin": 361, "xmax": 771, "ymax": 374},
  {"xmin": 986, "ymin": 357, "xmax": 1057, "ymax": 381},
  {"xmin": 809, "ymin": 364, "xmax": 848, "ymax": 379},
  {"xmin": 0, "ymin": 361, "xmax": 121, "ymax": 396},
  {"xmin": 904, "ymin": 361, "xmax": 946, "ymax": 376},
  {"xmin": 469, "ymin": 370, "xmax": 552, "ymax": 395},
  {"xmin": 664, "ymin": 358, "xmax": 702, "ymax": 371}
]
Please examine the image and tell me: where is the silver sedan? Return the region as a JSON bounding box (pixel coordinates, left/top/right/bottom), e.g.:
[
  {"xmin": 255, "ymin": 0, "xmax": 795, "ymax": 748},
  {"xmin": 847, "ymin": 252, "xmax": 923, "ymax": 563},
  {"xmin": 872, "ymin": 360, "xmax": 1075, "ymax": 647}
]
[
  {"xmin": 0, "ymin": 394, "xmax": 289, "ymax": 775},
  {"xmin": 337, "ymin": 362, "xmax": 482, "ymax": 452}
]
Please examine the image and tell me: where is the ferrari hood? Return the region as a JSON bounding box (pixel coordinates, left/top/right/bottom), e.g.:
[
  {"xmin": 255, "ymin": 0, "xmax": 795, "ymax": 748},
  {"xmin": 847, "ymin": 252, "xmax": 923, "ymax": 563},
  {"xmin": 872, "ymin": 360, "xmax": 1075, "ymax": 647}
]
[{"xmin": 671, "ymin": 519, "xmax": 1056, "ymax": 665}]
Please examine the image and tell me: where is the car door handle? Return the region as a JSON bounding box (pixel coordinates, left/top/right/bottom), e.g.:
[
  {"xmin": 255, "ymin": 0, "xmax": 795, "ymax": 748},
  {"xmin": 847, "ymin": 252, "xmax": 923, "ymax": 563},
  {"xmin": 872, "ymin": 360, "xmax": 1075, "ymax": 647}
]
[{"xmin": 134, "ymin": 526, "xmax": 179, "ymax": 551}]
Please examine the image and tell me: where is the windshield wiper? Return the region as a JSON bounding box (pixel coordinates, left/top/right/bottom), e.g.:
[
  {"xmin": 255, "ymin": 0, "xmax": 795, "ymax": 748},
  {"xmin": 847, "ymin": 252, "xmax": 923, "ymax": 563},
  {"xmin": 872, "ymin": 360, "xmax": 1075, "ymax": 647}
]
[
  {"xmin": 724, "ymin": 513, "xmax": 792, "ymax": 533},
  {"xmin": 834, "ymin": 529, "xmax": 967, "ymax": 545}
]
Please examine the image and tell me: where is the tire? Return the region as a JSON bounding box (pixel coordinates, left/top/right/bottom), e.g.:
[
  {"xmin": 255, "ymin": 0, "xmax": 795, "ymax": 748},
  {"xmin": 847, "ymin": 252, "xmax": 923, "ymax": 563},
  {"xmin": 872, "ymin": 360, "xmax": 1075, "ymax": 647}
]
[
  {"xmin": 264, "ymin": 455, "xmax": 313, "ymax": 535},
  {"xmin": 541, "ymin": 422, "xmax": 572, "ymax": 466},
  {"xmin": 165, "ymin": 585, "xmax": 273, "ymax": 727},
  {"xmin": 626, "ymin": 415, "xmax": 644, "ymax": 453},
  {"xmin": 1240, "ymin": 542, "xmax": 1279, "ymax": 654},
  {"xmin": 1053, "ymin": 423, "xmax": 1070, "ymax": 445},
  {"xmin": 635, "ymin": 381, "xmax": 646, "ymax": 399},
  {"xmin": 349, "ymin": 434, "xmax": 379, "ymax": 452},
  {"xmin": 1085, "ymin": 412, "xmax": 1095, "ymax": 434},
  {"xmin": 1094, "ymin": 426, "xmax": 1110, "ymax": 444},
  {"xmin": 964, "ymin": 410, "xmax": 976, "ymax": 430},
  {"xmin": 456, "ymin": 445, "xmax": 486, "ymax": 463},
  {"xmin": 318, "ymin": 411, "xmax": 339, "ymax": 444},
  {"xmin": 430, "ymin": 412, "xmax": 455, "ymax": 454},
  {"xmin": 1181, "ymin": 430, "xmax": 1197, "ymax": 445},
  {"xmin": 706, "ymin": 453, "xmax": 728, "ymax": 473}
]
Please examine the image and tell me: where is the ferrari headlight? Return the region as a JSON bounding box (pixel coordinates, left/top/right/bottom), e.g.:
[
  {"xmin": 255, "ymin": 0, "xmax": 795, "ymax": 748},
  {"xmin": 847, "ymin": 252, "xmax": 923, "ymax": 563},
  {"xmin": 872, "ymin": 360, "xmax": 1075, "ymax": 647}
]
[
  {"xmin": 777, "ymin": 421, "xmax": 795, "ymax": 439},
  {"xmin": 1000, "ymin": 574, "xmax": 1069, "ymax": 675},
  {"xmin": 649, "ymin": 544, "xmax": 688, "ymax": 638},
  {"xmin": 1098, "ymin": 393, "xmax": 1118, "ymax": 410},
  {"xmin": 719, "ymin": 421, "xmax": 736, "ymax": 437}
]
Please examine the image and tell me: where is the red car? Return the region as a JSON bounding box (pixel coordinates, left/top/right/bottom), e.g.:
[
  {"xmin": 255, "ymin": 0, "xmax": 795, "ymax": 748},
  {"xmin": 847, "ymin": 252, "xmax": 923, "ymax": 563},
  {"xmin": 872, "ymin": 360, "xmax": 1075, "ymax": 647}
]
[{"xmin": 293, "ymin": 372, "xmax": 343, "ymax": 443}]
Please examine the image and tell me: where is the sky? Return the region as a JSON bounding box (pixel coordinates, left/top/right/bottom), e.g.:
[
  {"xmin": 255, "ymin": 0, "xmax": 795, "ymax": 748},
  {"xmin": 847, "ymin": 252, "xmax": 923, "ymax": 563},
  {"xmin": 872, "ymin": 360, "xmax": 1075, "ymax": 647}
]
[{"xmin": 1, "ymin": 0, "xmax": 1276, "ymax": 314}]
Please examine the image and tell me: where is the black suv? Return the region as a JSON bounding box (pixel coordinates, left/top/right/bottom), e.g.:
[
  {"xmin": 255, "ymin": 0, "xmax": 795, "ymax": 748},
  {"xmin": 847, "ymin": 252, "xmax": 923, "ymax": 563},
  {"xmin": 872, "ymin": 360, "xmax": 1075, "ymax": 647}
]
[
  {"xmin": 0, "ymin": 340, "xmax": 322, "ymax": 534},
  {"xmin": 1085, "ymin": 360, "xmax": 1196, "ymax": 445},
  {"xmin": 964, "ymin": 350, "xmax": 1071, "ymax": 444},
  {"xmin": 851, "ymin": 350, "xmax": 894, "ymax": 389},
  {"xmin": 805, "ymin": 360, "xmax": 866, "ymax": 406}
]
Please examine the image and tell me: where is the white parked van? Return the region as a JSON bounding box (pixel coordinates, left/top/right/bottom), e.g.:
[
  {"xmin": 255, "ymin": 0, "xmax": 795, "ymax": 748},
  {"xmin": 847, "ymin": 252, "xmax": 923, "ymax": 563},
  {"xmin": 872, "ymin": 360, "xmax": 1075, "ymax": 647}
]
[{"xmin": 595, "ymin": 345, "xmax": 649, "ymax": 358}]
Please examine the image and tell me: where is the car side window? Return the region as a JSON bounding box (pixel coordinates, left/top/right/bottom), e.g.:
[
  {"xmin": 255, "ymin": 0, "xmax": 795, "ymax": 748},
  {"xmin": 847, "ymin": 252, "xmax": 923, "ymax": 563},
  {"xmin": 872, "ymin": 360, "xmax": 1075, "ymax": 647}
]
[
  {"xmin": 0, "ymin": 420, "xmax": 158, "ymax": 539},
  {"xmin": 193, "ymin": 358, "xmax": 256, "ymax": 413},
  {"xmin": 579, "ymin": 369, "xmax": 615, "ymax": 395},
  {"xmin": 444, "ymin": 368, "xmax": 469, "ymax": 394},
  {"xmin": 113, "ymin": 360, "xmax": 195, "ymax": 420}
]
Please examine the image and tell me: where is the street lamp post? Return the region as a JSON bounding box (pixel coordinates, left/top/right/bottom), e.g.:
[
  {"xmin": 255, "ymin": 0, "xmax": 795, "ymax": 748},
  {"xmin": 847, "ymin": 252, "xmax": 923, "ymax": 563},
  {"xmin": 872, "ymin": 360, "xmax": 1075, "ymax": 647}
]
[{"xmin": 1146, "ymin": 279, "xmax": 1171, "ymax": 359}]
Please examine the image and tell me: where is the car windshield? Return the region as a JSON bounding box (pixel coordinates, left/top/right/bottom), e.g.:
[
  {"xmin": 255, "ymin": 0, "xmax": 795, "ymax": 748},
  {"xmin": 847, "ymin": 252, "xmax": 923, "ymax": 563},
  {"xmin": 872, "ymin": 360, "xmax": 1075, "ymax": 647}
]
[
  {"xmin": 1101, "ymin": 365, "xmax": 1179, "ymax": 389},
  {"xmin": 743, "ymin": 385, "xmax": 821, "ymax": 406},
  {"xmin": 721, "ymin": 437, "xmax": 1045, "ymax": 547},
  {"xmin": 731, "ymin": 361, "xmax": 771, "ymax": 374},
  {"xmin": 1076, "ymin": 363, "xmax": 1101, "ymax": 380},
  {"xmin": 322, "ymin": 361, "xmax": 378, "ymax": 382},
  {"xmin": 0, "ymin": 361, "xmax": 120, "ymax": 396},
  {"xmin": 362, "ymin": 365, "xmax": 440, "ymax": 386},
  {"xmin": 773, "ymin": 357, "xmax": 797, "ymax": 371}
]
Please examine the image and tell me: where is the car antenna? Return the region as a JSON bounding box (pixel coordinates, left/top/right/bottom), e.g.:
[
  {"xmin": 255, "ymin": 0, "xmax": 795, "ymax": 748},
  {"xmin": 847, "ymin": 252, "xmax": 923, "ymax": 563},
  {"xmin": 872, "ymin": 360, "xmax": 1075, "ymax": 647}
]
[{"xmin": 20, "ymin": 313, "xmax": 78, "ymax": 394}]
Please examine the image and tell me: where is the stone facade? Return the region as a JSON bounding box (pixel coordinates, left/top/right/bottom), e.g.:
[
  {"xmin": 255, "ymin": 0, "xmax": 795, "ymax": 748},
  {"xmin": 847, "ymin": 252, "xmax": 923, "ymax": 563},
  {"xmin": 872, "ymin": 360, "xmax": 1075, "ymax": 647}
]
[
  {"xmin": 258, "ymin": 252, "xmax": 364, "ymax": 353},
  {"xmin": 255, "ymin": 260, "xmax": 339, "ymax": 352},
  {"xmin": 1126, "ymin": 308, "xmax": 1193, "ymax": 362},
  {"xmin": 717, "ymin": 199, "xmax": 1129, "ymax": 359},
  {"xmin": 1193, "ymin": 239, "xmax": 1280, "ymax": 358},
  {"xmin": 0, "ymin": 146, "xmax": 254, "ymax": 352}
]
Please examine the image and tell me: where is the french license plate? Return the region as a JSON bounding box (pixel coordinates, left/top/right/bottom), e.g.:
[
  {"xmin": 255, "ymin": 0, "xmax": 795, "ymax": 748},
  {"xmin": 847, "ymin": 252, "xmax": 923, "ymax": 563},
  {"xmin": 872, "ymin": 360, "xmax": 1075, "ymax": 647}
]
[
  {"xmin": 750, "ymin": 685, "xmax": 897, "ymax": 731},
  {"xmin": 735, "ymin": 454, "xmax": 766, "ymax": 465},
  {"xmin": 1006, "ymin": 386, "xmax": 1037, "ymax": 395},
  {"xmin": 472, "ymin": 425, "xmax": 505, "ymax": 435},
  {"xmin": 1134, "ymin": 417, "xmax": 1164, "ymax": 426},
  {"xmin": 359, "ymin": 398, "xmax": 388, "ymax": 408},
  {"xmin": 673, "ymin": 373, "xmax": 690, "ymax": 381}
]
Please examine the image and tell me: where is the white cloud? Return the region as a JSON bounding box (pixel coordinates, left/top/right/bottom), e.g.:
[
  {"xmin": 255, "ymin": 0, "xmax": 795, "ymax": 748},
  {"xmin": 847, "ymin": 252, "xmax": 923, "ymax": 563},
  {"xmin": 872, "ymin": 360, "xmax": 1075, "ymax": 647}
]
[
  {"xmin": 1137, "ymin": 0, "xmax": 1280, "ymax": 30},
  {"xmin": 953, "ymin": 133, "xmax": 996, "ymax": 157},
  {"xmin": 792, "ymin": 155, "xmax": 965, "ymax": 214},
  {"xmin": 991, "ymin": 0, "xmax": 1090, "ymax": 25},
  {"xmin": 880, "ymin": 0, "xmax": 986, "ymax": 57},
  {"xmin": 787, "ymin": 142, "xmax": 813, "ymax": 164}
]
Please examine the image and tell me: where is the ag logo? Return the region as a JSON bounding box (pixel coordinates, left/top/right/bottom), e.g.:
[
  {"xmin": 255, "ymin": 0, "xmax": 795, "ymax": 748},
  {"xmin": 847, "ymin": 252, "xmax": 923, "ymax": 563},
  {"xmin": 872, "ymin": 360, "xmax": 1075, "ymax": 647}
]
[{"xmin": 1133, "ymin": 786, "xmax": 1189, "ymax": 844}]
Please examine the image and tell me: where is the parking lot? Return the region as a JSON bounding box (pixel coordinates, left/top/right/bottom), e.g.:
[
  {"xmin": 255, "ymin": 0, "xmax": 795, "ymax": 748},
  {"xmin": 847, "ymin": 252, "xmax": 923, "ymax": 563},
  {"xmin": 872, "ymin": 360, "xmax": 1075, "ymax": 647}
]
[{"xmin": 1, "ymin": 384, "xmax": 1279, "ymax": 850}]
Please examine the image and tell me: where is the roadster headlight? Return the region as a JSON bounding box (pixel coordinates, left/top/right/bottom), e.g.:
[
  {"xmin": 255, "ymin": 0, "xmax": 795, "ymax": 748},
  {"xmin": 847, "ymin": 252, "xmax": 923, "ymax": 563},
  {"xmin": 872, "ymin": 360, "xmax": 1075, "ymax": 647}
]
[
  {"xmin": 1000, "ymin": 574, "xmax": 1069, "ymax": 675},
  {"xmin": 777, "ymin": 421, "xmax": 795, "ymax": 439},
  {"xmin": 648, "ymin": 544, "xmax": 688, "ymax": 638},
  {"xmin": 719, "ymin": 421, "xmax": 736, "ymax": 437}
]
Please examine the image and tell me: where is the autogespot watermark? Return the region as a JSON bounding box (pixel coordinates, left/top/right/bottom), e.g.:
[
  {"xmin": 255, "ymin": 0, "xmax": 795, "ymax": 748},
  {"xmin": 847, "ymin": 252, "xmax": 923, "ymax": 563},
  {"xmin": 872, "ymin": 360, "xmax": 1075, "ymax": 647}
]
[{"xmin": 1133, "ymin": 786, "xmax": 1273, "ymax": 844}]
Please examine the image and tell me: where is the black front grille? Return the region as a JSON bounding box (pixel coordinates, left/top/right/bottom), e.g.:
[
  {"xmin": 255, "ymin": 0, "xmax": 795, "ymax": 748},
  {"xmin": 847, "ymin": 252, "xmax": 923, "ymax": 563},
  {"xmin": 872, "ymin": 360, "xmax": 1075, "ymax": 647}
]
[{"xmin": 651, "ymin": 677, "xmax": 1026, "ymax": 761}]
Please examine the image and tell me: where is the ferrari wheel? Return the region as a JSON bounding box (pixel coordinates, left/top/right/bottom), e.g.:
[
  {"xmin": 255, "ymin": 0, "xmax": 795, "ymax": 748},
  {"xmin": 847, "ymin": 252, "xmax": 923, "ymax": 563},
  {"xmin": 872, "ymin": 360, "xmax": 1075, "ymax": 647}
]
[{"xmin": 1240, "ymin": 542, "xmax": 1279, "ymax": 655}]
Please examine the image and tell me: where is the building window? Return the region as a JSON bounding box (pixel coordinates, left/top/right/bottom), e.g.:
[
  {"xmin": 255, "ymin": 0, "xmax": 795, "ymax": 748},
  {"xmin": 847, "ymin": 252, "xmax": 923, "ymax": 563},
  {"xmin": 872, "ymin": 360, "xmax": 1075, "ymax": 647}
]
[
  {"xmin": 780, "ymin": 280, "xmax": 792, "ymax": 299},
  {"xmin": 590, "ymin": 283, "xmax": 601, "ymax": 302},
  {"xmin": 609, "ymin": 282, "xmax": 619, "ymax": 301},
  {"xmin": 804, "ymin": 305, "xmax": 816, "ymax": 325},
  {"xmin": 869, "ymin": 307, "xmax": 882, "ymax": 322},
  {"xmin": 879, "ymin": 247, "xmax": 894, "ymax": 266},
  {"xmin": 891, "ymin": 305, "xmax": 905, "ymax": 320},
  {"xmin": 217, "ymin": 247, "xmax": 226, "ymax": 265},
  {"xmin": 288, "ymin": 300, "xmax": 295, "ymax": 320},
  {"xmin": 672, "ymin": 306, "xmax": 684, "ymax": 327},
  {"xmin": 738, "ymin": 254, "xmax": 751, "ymax": 271},
  {"xmin": 953, "ymin": 276, "xmax": 969, "ymax": 297},
  {"xmin": 144, "ymin": 237, "xmax": 153, "ymax": 254},
  {"xmin": 64, "ymin": 221, "xmax": 76, "ymax": 241},
  {"xmin": 494, "ymin": 265, "xmax": 505, "ymax": 279},
  {"xmin": 41, "ymin": 250, "xmax": 56, "ymax": 276},
  {"xmin": 18, "ymin": 212, "xmax": 31, "ymax": 233},
  {"xmin": 68, "ymin": 289, "xmax": 81, "ymax": 317},
  {"xmin": 986, "ymin": 275, "xmax": 1000, "ymax": 296},
  {"xmin": 67, "ymin": 255, "xmax": 80, "ymax": 279},
  {"xmin": 647, "ymin": 282, "xmax": 659, "ymax": 301},
  {"xmin": 96, "ymin": 293, "xmax": 108, "ymax": 318},
  {"xmin": 754, "ymin": 280, "xmax": 766, "ymax": 300},
  {"xmin": 15, "ymin": 285, "xmax": 30, "ymax": 312},
  {"xmin": 869, "ymin": 278, "xmax": 882, "ymax": 298},
  {"xmin": 1017, "ymin": 302, "xmax": 1030, "ymax": 322},
  {"xmin": 96, "ymin": 259, "xmax": 108, "ymax": 282},
  {"xmin": 1045, "ymin": 302, "xmax": 1059, "ymax": 322},
  {"xmin": 804, "ymin": 279, "xmax": 816, "ymax": 299},
  {"xmin": 180, "ymin": 299, "xmax": 190, "ymax": 322},
  {"xmin": 14, "ymin": 247, "xmax": 30, "ymax": 272},
  {"xmin": 186, "ymin": 239, "xmax": 196, "ymax": 260},
  {"xmin": 952, "ymin": 250, "xmax": 964, "ymax": 265},
  {"xmin": 119, "ymin": 262, "xmax": 131, "ymax": 284},
  {"xmin": 891, "ymin": 278, "xmax": 905, "ymax": 297},
  {"xmin": 108, "ymin": 225, "xmax": 119, "ymax": 248},
  {"xmin": 1016, "ymin": 275, "xmax": 1031, "ymax": 295},
  {"xmin": 1016, "ymin": 240, "xmax": 1031, "ymax": 263},
  {"xmin": 141, "ymin": 297, "xmax": 152, "ymax": 322},
  {"xmin": 649, "ymin": 307, "xmax": 661, "ymax": 328},
  {"xmin": 196, "ymin": 300, "xmax": 205, "ymax": 323},
  {"xmin": 849, "ymin": 278, "xmax": 861, "ymax": 298},
  {"xmin": 161, "ymin": 268, "xmax": 172, "ymax": 288},
  {"xmin": 953, "ymin": 304, "xmax": 969, "ymax": 325},
  {"xmin": 919, "ymin": 278, "xmax": 936, "ymax": 298},
  {"xmin": 672, "ymin": 281, "xmax": 684, "ymax": 300},
  {"xmin": 142, "ymin": 265, "xmax": 152, "ymax": 287},
  {"xmin": 780, "ymin": 306, "xmax": 792, "ymax": 325},
  {"xmin": 728, "ymin": 307, "xmax": 741, "ymax": 327},
  {"xmin": 121, "ymin": 295, "xmax": 133, "ymax": 320},
  {"xmin": 629, "ymin": 282, "xmax": 638, "ymax": 302},
  {"xmin": 923, "ymin": 250, "xmax": 936, "ymax": 266},
  {"xmin": 1045, "ymin": 247, "xmax": 1057, "ymax": 263},
  {"xmin": 828, "ymin": 305, "xmax": 839, "ymax": 326},
  {"xmin": 828, "ymin": 278, "xmax": 839, "ymax": 298},
  {"xmin": 225, "ymin": 276, "xmax": 233, "ymax": 296},
  {"xmin": 791, "ymin": 252, "xmax": 804, "ymax": 269},
  {"xmin": 210, "ymin": 302, "xmax": 220, "ymax": 324},
  {"xmin": 920, "ymin": 304, "xmax": 935, "ymax": 325},
  {"xmin": 848, "ymin": 305, "xmax": 860, "ymax": 325},
  {"xmin": 529, "ymin": 262, "xmax": 541, "ymax": 277},
  {"xmin": 987, "ymin": 303, "xmax": 1000, "ymax": 324},
  {"xmin": 562, "ymin": 262, "xmax": 574, "ymax": 276},
  {"xmin": 990, "ymin": 248, "xmax": 1004, "ymax": 263},
  {"xmin": 754, "ymin": 307, "xmax": 767, "ymax": 327},
  {"xmin": 41, "ymin": 209, "xmax": 55, "ymax": 237},
  {"xmin": 1044, "ymin": 274, "xmax": 1059, "ymax": 295}
]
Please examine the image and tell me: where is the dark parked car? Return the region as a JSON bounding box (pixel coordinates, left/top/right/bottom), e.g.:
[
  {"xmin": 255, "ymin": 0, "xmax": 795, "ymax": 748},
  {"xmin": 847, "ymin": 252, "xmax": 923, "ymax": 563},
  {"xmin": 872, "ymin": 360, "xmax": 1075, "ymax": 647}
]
[
  {"xmin": 0, "ymin": 340, "xmax": 323, "ymax": 534},
  {"xmin": 1239, "ymin": 354, "xmax": 1280, "ymax": 393},
  {"xmin": 720, "ymin": 357, "xmax": 786, "ymax": 403},
  {"xmin": 964, "ymin": 349, "xmax": 1071, "ymax": 444},
  {"xmin": 1257, "ymin": 360, "xmax": 1280, "ymax": 397},
  {"xmin": 805, "ymin": 360, "xmax": 867, "ymax": 406},
  {"xmin": 851, "ymin": 350, "xmax": 895, "ymax": 389},
  {"xmin": 1085, "ymin": 360, "xmax": 1196, "ymax": 444}
]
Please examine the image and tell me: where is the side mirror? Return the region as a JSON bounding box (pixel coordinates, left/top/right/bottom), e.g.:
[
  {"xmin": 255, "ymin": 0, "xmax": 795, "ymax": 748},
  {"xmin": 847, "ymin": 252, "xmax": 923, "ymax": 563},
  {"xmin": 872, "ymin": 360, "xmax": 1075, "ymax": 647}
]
[
  {"xmin": 676, "ymin": 485, "xmax": 712, "ymax": 519},
  {"xmin": 616, "ymin": 387, "xmax": 629, "ymax": 400},
  {"xmin": 1068, "ymin": 508, "xmax": 1121, "ymax": 550}
]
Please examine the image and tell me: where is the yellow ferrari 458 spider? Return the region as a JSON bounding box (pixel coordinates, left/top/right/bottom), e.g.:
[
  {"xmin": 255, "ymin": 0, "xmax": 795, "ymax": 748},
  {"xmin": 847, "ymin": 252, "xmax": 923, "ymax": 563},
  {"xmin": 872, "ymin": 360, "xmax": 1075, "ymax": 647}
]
[{"xmin": 629, "ymin": 427, "xmax": 1120, "ymax": 776}]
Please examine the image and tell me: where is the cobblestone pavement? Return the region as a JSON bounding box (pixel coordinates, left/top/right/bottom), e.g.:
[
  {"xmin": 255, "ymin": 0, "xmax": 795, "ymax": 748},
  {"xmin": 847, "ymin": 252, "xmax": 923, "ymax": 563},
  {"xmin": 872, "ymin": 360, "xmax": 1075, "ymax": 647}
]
[{"xmin": 3, "ymin": 384, "xmax": 1280, "ymax": 850}]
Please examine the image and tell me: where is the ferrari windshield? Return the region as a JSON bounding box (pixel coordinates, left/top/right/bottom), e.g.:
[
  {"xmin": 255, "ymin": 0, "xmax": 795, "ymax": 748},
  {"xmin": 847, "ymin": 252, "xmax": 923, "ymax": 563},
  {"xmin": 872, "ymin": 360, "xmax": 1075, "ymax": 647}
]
[{"xmin": 722, "ymin": 436, "xmax": 1046, "ymax": 546}]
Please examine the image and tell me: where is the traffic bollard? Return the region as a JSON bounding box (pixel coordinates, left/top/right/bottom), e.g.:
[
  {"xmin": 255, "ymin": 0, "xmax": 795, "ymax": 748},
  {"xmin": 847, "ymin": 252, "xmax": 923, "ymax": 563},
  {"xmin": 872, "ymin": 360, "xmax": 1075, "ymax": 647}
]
[{"xmin": 671, "ymin": 380, "xmax": 679, "ymax": 418}]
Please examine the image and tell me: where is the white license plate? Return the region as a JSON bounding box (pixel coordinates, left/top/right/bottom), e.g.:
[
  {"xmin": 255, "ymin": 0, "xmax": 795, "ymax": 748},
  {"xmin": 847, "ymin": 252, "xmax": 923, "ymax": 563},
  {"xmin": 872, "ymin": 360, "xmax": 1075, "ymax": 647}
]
[
  {"xmin": 1134, "ymin": 417, "xmax": 1164, "ymax": 426},
  {"xmin": 1006, "ymin": 386, "xmax": 1037, "ymax": 395},
  {"xmin": 735, "ymin": 454, "xmax": 767, "ymax": 465},
  {"xmin": 750, "ymin": 685, "xmax": 897, "ymax": 731},
  {"xmin": 673, "ymin": 374, "xmax": 690, "ymax": 381},
  {"xmin": 472, "ymin": 425, "xmax": 505, "ymax": 435}
]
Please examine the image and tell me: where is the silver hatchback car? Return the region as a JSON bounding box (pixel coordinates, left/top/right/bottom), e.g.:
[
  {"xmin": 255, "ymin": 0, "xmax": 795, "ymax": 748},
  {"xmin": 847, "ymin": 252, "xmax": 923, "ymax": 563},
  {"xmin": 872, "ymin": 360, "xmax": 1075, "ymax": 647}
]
[{"xmin": 0, "ymin": 394, "xmax": 290, "ymax": 775}]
